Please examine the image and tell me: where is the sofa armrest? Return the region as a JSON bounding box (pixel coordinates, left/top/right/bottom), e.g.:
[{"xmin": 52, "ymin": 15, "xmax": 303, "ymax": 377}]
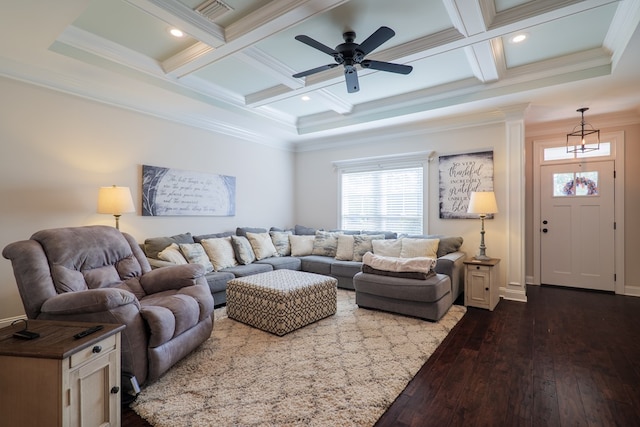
[
  {"xmin": 139, "ymin": 263, "xmax": 207, "ymax": 295},
  {"xmin": 435, "ymin": 251, "xmax": 465, "ymax": 299},
  {"xmin": 40, "ymin": 288, "xmax": 139, "ymax": 316}
]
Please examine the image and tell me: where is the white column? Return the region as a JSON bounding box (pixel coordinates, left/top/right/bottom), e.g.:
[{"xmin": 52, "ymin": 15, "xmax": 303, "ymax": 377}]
[{"xmin": 503, "ymin": 115, "xmax": 527, "ymax": 302}]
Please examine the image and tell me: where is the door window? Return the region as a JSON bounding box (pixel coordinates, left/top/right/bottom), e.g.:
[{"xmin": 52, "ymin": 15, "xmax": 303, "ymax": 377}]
[{"xmin": 553, "ymin": 171, "xmax": 598, "ymax": 197}]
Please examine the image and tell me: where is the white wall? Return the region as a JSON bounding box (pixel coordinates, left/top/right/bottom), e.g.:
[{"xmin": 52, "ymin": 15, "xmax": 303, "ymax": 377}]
[
  {"xmin": 294, "ymin": 123, "xmax": 511, "ymax": 283},
  {"xmin": 0, "ymin": 77, "xmax": 296, "ymax": 322}
]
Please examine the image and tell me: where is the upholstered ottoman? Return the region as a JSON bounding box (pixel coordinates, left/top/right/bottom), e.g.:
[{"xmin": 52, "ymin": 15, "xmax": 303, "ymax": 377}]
[
  {"xmin": 226, "ymin": 270, "xmax": 337, "ymax": 336},
  {"xmin": 353, "ymin": 271, "xmax": 452, "ymax": 321}
]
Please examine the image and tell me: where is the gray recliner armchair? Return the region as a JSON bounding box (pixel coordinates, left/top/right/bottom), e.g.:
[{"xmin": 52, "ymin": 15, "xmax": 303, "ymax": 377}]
[{"xmin": 2, "ymin": 225, "xmax": 214, "ymax": 387}]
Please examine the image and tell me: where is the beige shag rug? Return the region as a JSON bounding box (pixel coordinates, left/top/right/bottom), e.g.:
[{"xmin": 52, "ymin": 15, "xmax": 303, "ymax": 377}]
[{"xmin": 132, "ymin": 289, "xmax": 466, "ymax": 427}]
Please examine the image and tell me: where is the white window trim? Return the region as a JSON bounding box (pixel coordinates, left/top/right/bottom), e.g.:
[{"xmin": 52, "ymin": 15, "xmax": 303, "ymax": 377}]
[{"xmin": 333, "ymin": 151, "xmax": 434, "ymax": 232}]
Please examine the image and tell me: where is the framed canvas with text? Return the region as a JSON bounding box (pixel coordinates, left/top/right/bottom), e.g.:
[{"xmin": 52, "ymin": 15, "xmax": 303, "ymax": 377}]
[
  {"xmin": 142, "ymin": 164, "xmax": 236, "ymax": 216},
  {"xmin": 438, "ymin": 151, "xmax": 494, "ymax": 219}
]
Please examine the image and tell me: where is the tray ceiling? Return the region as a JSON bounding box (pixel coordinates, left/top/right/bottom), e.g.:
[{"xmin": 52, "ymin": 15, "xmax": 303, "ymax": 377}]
[{"xmin": 1, "ymin": 0, "xmax": 639, "ymax": 149}]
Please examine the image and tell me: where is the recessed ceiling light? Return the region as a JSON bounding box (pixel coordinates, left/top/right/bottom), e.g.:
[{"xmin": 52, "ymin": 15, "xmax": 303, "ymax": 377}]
[
  {"xmin": 169, "ymin": 28, "xmax": 185, "ymax": 38},
  {"xmin": 301, "ymin": 95, "xmax": 311, "ymax": 101},
  {"xmin": 509, "ymin": 33, "xmax": 528, "ymax": 44}
]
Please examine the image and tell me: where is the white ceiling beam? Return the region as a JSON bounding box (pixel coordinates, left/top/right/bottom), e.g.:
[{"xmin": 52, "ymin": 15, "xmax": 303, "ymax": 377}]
[
  {"xmin": 442, "ymin": 0, "xmax": 488, "ymax": 36},
  {"xmin": 158, "ymin": 0, "xmax": 349, "ymax": 78},
  {"xmin": 465, "ymin": 40, "xmax": 501, "ymax": 83}
]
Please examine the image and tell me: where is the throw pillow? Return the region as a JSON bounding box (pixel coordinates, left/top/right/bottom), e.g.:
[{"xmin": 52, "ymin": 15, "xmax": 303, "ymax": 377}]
[
  {"xmin": 144, "ymin": 232, "xmax": 194, "ymax": 259},
  {"xmin": 157, "ymin": 243, "xmax": 188, "ymax": 265},
  {"xmin": 230, "ymin": 235, "xmax": 256, "ymax": 265},
  {"xmin": 311, "ymin": 230, "xmax": 343, "ymax": 257},
  {"xmin": 289, "ymin": 234, "xmax": 315, "ymax": 256},
  {"xmin": 246, "ymin": 232, "xmax": 278, "ymax": 260},
  {"xmin": 294, "ymin": 224, "xmax": 318, "ymax": 235},
  {"xmin": 400, "ymin": 238, "xmax": 440, "ymax": 259},
  {"xmin": 352, "ymin": 234, "xmax": 385, "ymax": 262},
  {"xmin": 436, "ymin": 236, "xmax": 464, "ymax": 257},
  {"xmin": 200, "ymin": 237, "xmax": 238, "ymax": 271},
  {"xmin": 236, "ymin": 227, "xmax": 267, "ymax": 237},
  {"xmin": 372, "ymin": 238, "xmax": 403, "ymax": 257},
  {"xmin": 335, "ymin": 234, "xmax": 355, "ymax": 261},
  {"xmin": 270, "ymin": 230, "xmax": 293, "ymax": 256},
  {"xmin": 178, "ymin": 243, "xmax": 214, "ymax": 273}
]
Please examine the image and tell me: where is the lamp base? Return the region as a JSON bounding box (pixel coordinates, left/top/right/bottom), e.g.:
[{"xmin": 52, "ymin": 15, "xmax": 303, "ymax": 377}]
[{"xmin": 474, "ymin": 254, "xmax": 491, "ymax": 261}]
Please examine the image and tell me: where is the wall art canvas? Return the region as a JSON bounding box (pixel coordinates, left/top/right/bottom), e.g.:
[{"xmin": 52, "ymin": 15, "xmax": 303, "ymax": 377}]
[
  {"xmin": 142, "ymin": 165, "xmax": 236, "ymax": 216},
  {"xmin": 439, "ymin": 151, "xmax": 494, "ymax": 219}
]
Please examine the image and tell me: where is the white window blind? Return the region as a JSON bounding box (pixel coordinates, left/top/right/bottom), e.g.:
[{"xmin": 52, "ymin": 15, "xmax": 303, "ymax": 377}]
[{"xmin": 340, "ymin": 166, "xmax": 423, "ymax": 234}]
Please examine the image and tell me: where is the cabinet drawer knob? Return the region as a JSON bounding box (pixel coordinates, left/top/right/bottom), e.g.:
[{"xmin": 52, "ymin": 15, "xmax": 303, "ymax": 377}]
[
  {"xmin": 485, "ymin": 288, "xmax": 489, "ymax": 291},
  {"xmin": 92, "ymin": 345, "xmax": 102, "ymax": 354},
  {"xmin": 110, "ymin": 386, "xmax": 120, "ymax": 394},
  {"xmin": 476, "ymin": 266, "xmax": 480, "ymax": 270}
]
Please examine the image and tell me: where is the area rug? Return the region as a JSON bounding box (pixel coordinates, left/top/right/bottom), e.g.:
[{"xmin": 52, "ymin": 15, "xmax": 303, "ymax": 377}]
[{"xmin": 132, "ymin": 289, "xmax": 466, "ymax": 427}]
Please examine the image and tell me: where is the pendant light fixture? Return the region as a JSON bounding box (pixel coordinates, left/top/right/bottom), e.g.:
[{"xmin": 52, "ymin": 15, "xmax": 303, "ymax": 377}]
[{"xmin": 566, "ymin": 107, "xmax": 600, "ymax": 153}]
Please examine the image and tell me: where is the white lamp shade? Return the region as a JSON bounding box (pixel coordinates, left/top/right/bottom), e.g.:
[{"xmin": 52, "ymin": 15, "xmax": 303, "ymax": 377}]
[
  {"xmin": 97, "ymin": 185, "xmax": 135, "ymax": 215},
  {"xmin": 467, "ymin": 191, "xmax": 498, "ymax": 215}
]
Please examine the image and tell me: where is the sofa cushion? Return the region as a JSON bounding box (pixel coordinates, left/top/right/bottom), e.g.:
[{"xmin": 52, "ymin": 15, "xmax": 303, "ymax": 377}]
[
  {"xmin": 299, "ymin": 255, "xmax": 334, "ymax": 276},
  {"xmin": 157, "ymin": 243, "xmax": 188, "ymax": 265},
  {"xmin": 372, "ymin": 239, "xmax": 402, "ymax": 257},
  {"xmin": 193, "ymin": 231, "xmax": 234, "ymax": 242},
  {"xmin": 230, "ymin": 235, "xmax": 256, "ymax": 265},
  {"xmin": 312, "ymin": 230, "xmax": 343, "ymax": 257},
  {"xmin": 362, "ymin": 230, "xmax": 397, "ymax": 239},
  {"xmin": 400, "ymin": 238, "xmax": 440, "ymax": 258},
  {"xmin": 294, "ymin": 224, "xmax": 319, "ymax": 235},
  {"xmin": 255, "ymin": 256, "xmax": 302, "ymax": 270},
  {"xmin": 178, "ymin": 243, "xmax": 214, "ymax": 273},
  {"xmin": 354, "ymin": 272, "xmax": 451, "ymax": 303},
  {"xmin": 144, "ymin": 232, "xmax": 194, "ymax": 259},
  {"xmin": 330, "ymin": 260, "xmax": 362, "ymax": 278},
  {"xmin": 221, "ymin": 263, "xmax": 272, "ymax": 277},
  {"xmin": 246, "ymin": 232, "xmax": 278, "ymax": 260},
  {"xmin": 236, "ymin": 227, "xmax": 267, "ymax": 237},
  {"xmin": 269, "ymin": 230, "xmax": 292, "ymax": 256},
  {"xmin": 335, "ymin": 235, "xmax": 355, "ymax": 261},
  {"xmin": 352, "ymin": 234, "xmax": 385, "ymax": 262},
  {"xmin": 200, "ymin": 237, "xmax": 238, "ymax": 271},
  {"xmin": 290, "ymin": 235, "xmax": 315, "ymax": 256}
]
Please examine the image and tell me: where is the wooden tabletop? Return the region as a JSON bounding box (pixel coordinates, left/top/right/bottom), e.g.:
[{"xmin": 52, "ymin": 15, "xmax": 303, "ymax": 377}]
[{"xmin": 0, "ymin": 319, "xmax": 125, "ymax": 359}]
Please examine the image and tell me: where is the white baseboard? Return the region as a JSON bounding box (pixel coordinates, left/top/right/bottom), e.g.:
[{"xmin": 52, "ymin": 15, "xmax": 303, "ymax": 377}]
[
  {"xmin": 623, "ymin": 284, "xmax": 640, "ymax": 297},
  {"xmin": 500, "ymin": 285, "xmax": 528, "ymax": 303},
  {"xmin": 0, "ymin": 315, "xmax": 27, "ymax": 329}
]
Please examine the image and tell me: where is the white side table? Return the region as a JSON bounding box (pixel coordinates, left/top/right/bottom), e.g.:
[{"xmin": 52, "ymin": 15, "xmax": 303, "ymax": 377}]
[{"xmin": 464, "ymin": 258, "xmax": 501, "ymax": 311}]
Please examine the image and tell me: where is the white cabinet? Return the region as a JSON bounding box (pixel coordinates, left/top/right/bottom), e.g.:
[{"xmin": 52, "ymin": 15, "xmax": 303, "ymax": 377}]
[
  {"xmin": 464, "ymin": 258, "xmax": 500, "ymax": 311},
  {"xmin": 0, "ymin": 320, "xmax": 124, "ymax": 427}
]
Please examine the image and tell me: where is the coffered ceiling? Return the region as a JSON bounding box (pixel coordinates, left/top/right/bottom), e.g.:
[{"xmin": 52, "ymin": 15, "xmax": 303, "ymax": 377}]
[{"xmin": 1, "ymin": 0, "xmax": 639, "ymax": 149}]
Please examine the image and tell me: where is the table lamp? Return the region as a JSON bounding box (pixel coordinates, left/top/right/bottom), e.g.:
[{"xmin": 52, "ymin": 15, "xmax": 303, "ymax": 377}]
[
  {"xmin": 467, "ymin": 191, "xmax": 498, "ymax": 261},
  {"xmin": 98, "ymin": 185, "xmax": 135, "ymax": 230}
]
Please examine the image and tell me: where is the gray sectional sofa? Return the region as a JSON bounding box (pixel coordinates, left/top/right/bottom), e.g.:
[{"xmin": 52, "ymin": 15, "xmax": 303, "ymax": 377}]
[{"xmin": 142, "ymin": 225, "xmax": 466, "ymax": 310}]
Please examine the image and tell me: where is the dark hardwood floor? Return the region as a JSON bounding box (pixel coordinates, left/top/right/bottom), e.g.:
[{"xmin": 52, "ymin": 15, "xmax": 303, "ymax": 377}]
[{"xmin": 123, "ymin": 285, "xmax": 640, "ymax": 426}]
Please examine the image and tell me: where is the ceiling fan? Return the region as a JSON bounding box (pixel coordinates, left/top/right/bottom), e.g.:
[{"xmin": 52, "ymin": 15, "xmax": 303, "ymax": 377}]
[{"xmin": 292, "ymin": 26, "xmax": 413, "ymax": 93}]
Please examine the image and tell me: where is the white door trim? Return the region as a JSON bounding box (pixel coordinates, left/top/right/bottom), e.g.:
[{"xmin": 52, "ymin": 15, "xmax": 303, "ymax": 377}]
[{"xmin": 532, "ymin": 131, "xmax": 626, "ymax": 295}]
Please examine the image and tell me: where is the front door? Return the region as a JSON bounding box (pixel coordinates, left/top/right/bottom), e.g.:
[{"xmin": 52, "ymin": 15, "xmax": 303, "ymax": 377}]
[{"xmin": 540, "ymin": 160, "xmax": 615, "ymax": 291}]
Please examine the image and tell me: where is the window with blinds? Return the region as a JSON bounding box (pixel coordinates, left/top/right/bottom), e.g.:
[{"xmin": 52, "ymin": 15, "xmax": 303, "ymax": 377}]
[{"xmin": 340, "ymin": 165, "xmax": 423, "ymax": 234}]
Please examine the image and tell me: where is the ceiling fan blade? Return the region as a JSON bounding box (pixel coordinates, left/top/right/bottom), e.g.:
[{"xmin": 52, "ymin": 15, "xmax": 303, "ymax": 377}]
[
  {"xmin": 361, "ymin": 60, "xmax": 413, "ymax": 75},
  {"xmin": 294, "ymin": 35, "xmax": 338, "ymax": 56},
  {"xmin": 344, "ymin": 67, "xmax": 359, "ymax": 93},
  {"xmin": 293, "ymin": 63, "xmax": 339, "ymax": 78},
  {"xmin": 356, "ymin": 26, "xmax": 395, "ymax": 56}
]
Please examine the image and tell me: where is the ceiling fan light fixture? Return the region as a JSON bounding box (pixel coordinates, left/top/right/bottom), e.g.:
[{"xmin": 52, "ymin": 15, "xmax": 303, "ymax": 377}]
[{"xmin": 566, "ymin": 107, "xmax": 600, "ymax": 153}]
